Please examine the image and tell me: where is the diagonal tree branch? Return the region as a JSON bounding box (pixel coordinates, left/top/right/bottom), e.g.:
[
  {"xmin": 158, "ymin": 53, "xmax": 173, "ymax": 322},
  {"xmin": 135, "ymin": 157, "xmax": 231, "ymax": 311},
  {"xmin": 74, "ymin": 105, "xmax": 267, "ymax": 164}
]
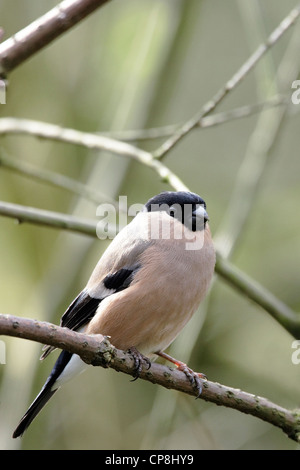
[
  {"xmin": 215, "ymin": 256, "xmax": 300, "ymax": 338},
  {"xmin": 0, "ymin": 0, "xmax": 112, "ymax": 76},
  {"xmin": 1, "ymin": 313, "xmax": 299, "ymax": 442},
  {"xmin": 214, "ymin": 9, "xmax": 300, "ymax": 261},
  {"xmin": 152, "ymin": 4, "xmax": 300, "ymax": 160},
  {"xmin": 100, "ymin": 95, "xmax": 287, "ymax": 141},
  {"xmin": 0, "ymin": 148, "xmax": 119, "ymax": 207}
]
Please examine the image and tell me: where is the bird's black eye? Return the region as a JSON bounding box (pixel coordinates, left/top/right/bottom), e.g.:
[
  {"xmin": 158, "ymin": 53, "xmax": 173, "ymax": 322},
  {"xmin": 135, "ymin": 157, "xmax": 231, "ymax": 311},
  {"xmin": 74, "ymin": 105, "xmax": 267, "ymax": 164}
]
[
  {"xmin": 169, "ymin": 205, "xmax": 177, "ymax": 217},
  {"xmin": 168, "ymin": 203, "xmax": 183, "ymax": 223}
]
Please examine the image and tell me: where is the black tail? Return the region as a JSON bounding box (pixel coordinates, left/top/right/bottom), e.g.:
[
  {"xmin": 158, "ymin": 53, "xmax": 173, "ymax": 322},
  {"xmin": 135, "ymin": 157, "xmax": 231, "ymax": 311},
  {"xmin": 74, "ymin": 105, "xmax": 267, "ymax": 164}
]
[
  {"xmin": 12, "ymin": 383, "xmax": 58, "ymax": 438},
  {"xmin": 12, "ymin": 350, "xmax": 73, "ymax": 438}
]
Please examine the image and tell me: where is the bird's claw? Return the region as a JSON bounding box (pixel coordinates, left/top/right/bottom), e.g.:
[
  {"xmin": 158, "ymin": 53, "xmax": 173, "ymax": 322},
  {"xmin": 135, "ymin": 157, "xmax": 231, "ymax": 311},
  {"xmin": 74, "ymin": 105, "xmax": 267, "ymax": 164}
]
[
  {"xmin": 128, "ymin": 347, "xmax": 151, "ymax": 381},
  {"xmin": 177, "ymin": 364, "xmax": 207, "ymax": 398}
]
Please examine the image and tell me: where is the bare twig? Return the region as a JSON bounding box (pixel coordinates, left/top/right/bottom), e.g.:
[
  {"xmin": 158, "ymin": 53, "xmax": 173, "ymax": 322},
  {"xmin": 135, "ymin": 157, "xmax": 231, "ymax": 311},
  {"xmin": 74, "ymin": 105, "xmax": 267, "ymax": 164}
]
[
  {"xmin": 152, "ymin": 4, "xmax": 300, "ymax": 160},
  {"xmin": 0, "ymin": 95, "xmax": 287, "ymax": 143},
  {"xmin": 1, "ymin": 313, "xmax": 299, "ymax": 442},
  {"xmin": 0, "ymin": 0, "xmax": 112, "ymax": 76},
  {"xmin": 0, "ymin": 148, "xmax": 118, "ymax": 207},
  {"xmin": 0, "ymin": 118, "xmax": 188, "ymax": 191},
  {"xmin": 215, "ymin": 255, "xmax": 300, "ymax": 338},
  {"xmin": 0, "ymin": 200, "xmax": 98, "ymax": 237},
  {"xmin": 215, "ymin": 6, "xmax": 300, "ymax": 260},
  {"xmin": 0, "ymin": 118, "xmax": 152, "ymax": 161}
]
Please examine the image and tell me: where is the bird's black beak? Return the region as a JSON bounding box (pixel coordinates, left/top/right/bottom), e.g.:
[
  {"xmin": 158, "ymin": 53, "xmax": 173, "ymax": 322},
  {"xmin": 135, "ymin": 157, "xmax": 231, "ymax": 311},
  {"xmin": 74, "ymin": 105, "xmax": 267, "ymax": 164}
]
[{"xmin": 191, "ymin": 205, "xmax": 209, "ymax": 231}]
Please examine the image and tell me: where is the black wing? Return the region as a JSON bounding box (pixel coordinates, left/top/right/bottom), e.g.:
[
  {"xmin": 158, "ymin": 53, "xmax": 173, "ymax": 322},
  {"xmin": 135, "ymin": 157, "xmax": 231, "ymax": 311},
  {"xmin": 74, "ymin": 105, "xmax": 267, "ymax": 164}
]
[
  {"xmin": 41, "ymin": 264, "xmax": 140, "ymax": 360},
  {"xmin": 102, "ymin": 266, "xmax": 139, "ymax": 293},
  {"xmin": 61, "ymin": 264, "xmax": 140, "ymax": 330},
  {"xmin": 40, "ymin": 291, "xmax": 100, "ymax": 360},
  {"xmin": 60, "ymin": 291, "xmax": 100, "ymax": 330}
]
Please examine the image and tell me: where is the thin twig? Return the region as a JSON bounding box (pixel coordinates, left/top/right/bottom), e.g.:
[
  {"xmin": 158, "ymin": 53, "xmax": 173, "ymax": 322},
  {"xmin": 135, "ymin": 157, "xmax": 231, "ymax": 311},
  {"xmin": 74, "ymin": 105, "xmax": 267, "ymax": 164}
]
[
  {"xmin": 0, "ymin": 118, "xmax": 188, "ymax": 191},
  {"xmin": 0, "ymin": 96, "xmax": 287, "ymax": 145},
  {"xmin": 0, "ymin": 0, "xmax": 112, "ymax": 76},
  {"xmin": 214, "ymin": 6, "xmax": 300, "ymax": 260},
  {"xmin": 62, "ymin": 96, "xmax": 291, "ymax": 142},
  {"xmin": 0, "ymin": 200, "xmax": 98, "ymax": 237},
  {"xmin": 0, "ymin": 148, "xmax": 119, "ymax": 208},
  {"xmin": 96, "ymin": 96, "xmax": 287, "ymax": 142},
  {"xmin": 0, "ymin": 118, "xmax": 152, "ymax": 161},
  {"xmin": 215, "ymin": 255, "xmax": 300, "ymax": 338},
  {"xmin": 1, "ymin": 313, "xmax": 299, "ymax": 442},
  {"xmin": 152, "ymin": 4, "xmax": 300, "ymax": 160}
]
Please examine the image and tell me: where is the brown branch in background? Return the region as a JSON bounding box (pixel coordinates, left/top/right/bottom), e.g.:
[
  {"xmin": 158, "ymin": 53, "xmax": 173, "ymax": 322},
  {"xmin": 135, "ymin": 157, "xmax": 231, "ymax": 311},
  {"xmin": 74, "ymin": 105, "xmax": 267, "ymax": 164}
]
[
  {"xmin": 0, "ymin": 0, "xmax": 111, "ymax": 76},
  {"xmin": 1, "ymin": 313, "xmax": 299, "ymax": 442}
]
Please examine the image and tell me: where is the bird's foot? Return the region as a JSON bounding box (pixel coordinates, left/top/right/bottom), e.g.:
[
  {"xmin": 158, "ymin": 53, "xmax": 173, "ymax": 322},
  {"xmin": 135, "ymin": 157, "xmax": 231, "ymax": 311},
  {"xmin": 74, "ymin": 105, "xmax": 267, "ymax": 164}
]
[
  {"xmin": 156, "ymin": 350, "xmax": 207, "ymax": 398},
  {"xmin": 176, "ymin": 363, "xmax": 206, "ymax": 397},
  {"xmin": 128, "ymin": 347, "xmax": 151, "ymax": 381}
]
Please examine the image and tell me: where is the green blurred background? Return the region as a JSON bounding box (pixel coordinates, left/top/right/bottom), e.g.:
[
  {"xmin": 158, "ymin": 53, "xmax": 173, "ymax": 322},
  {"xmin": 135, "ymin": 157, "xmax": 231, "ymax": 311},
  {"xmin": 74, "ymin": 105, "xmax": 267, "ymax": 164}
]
[{"xmin": 0, "ymin": 0, "xmax": 299, "ymax": 450}]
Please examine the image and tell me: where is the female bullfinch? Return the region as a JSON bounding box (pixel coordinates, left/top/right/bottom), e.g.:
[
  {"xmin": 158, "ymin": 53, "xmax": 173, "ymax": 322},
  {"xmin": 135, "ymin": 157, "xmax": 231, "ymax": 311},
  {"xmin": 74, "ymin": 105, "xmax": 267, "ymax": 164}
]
[{"xmin": 13, "ymin": 191, "xmax": 215, "ymax": 438}]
